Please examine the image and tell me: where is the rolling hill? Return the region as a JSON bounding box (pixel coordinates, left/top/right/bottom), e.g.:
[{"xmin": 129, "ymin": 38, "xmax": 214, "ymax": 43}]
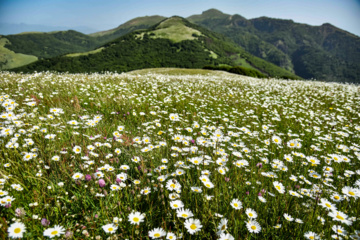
[{"xmin": 12, "ymin": 17, "xmax": 299, "ymax": 79}]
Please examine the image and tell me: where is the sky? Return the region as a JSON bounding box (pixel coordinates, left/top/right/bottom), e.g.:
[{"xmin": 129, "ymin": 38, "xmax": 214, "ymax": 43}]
[{"xmin": 0, "ymin": 0, "xmax": 359, "ymax": 36}]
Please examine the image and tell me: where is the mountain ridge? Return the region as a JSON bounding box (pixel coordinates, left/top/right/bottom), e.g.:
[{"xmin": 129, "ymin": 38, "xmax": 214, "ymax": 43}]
[
  {"xmin": 2, "ymin": 9, "xmax": 359, "ymax": 82},
  {"xmin": 187, "ymin": 9, "xmax": 360, "ymax": 82},
  {"xmin": 12, "ymin": 16, "xmax": 299, "ymax": 79}
]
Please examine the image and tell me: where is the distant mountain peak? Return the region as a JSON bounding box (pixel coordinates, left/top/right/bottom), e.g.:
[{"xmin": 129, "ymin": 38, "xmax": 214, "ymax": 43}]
[
  {"xmin": 203, "ymin": 8, "xmax": 223, "ymax": 14},
  {"xmin": 202, "ymin": 8, "xmax": 229, "ymax": 17}
]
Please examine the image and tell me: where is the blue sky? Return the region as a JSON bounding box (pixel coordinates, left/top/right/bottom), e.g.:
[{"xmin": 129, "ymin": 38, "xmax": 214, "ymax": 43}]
[{"xmin": 1, "ymin": 0, "xmax": 359, "ymax": 36}]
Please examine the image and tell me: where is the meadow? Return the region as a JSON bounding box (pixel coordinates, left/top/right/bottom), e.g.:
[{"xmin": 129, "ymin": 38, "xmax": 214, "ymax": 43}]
[{"xmin": 0, "ymin": 69, "xmax": 359, "ymax": 239}]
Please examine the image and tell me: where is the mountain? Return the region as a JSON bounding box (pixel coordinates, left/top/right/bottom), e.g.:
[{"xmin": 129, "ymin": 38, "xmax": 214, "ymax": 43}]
[
  {"xmin": 12, "ymin": 17, "xmax": 299, "ymax": 79},
  {"xmin": 187, "ymin": 9, "xmax": 360, "ymax": 82},
  {"xmin": 89, "ymin": 15, "xmax": 166, "ymax": 42},
  {"xmin": 0, "ymin": 30, "xmax": 106, "ymax": 70},
  {"xmin": 2, "ymin": 30, "xmax": 102, "ymax": 59},
  {"xmin": 4, "ymin": 9, "xmax": 359, "ymax": 82},
  {"xmin": 0, "ymin": 17, "xmax": 166, "ymax": 70}
]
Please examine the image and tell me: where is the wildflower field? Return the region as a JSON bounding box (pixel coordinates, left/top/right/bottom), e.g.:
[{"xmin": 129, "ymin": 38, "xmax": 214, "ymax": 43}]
[{"xmin": 0, "ymin": 69, "xmax": 359, "ymax": 239}]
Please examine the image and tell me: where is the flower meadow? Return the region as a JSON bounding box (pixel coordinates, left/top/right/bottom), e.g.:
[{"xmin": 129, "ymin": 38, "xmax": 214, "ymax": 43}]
[{"xmin": 0, "ymin": 70, "xmax": 360, "ymax": 239}]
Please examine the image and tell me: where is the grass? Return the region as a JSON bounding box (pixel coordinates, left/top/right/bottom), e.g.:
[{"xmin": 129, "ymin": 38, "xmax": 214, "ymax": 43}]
[
  {"xmin": 136, "ymin": 17, "xmax": 203, "ymax": 43},
  {"xmin": 0, "ymin": 37, "xmax": 38, "ymax": 70},
  {"xmin": 65, "ymin": 47, "xmax": 105, "ymax": 57},
  {"xmin": 0, "ymin": 69, "xmax": 359, "ymax": 239},
  {"xmin": 129, "ymin": 68, "xmax": 232, "ymax": 76}
]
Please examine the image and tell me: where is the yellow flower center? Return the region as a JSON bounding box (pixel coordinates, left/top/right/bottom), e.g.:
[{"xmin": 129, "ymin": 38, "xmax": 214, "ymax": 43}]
[
  {"xmin": 14, "ymin": 228, "xmax": 21, "ymax": 234},
  {"xmin": 108, "ymin": 227, "xmax": 113, "ymax": 232},
  {"xmin": 190, "ymin": 224, "xmax": 197, "ymax": 230},
  {"xmin": 182, "ymin": 214, "xmax": 188, "ymax": 218},
  {"xmin": 51, "ymin": 230, "xmax": 58, "ymax": 235},
  {"xmin": 234, "ymin": 203, "xmax": 238, "ymax": 207},
  {"xmin": 336, "ymin": 215, "xmax": 344, "ymax": 220},
  {"xmin": 251, "ymin": 226, "xmax": 256, "ymax": 230},
  {"xmin": 349, "ymin": 191, "xmax": 355, "ymax": 196},
  {"xmin": 133, "ymin": 217, "xmax": 139, "ymax": 222},
  {"xmin": 154, "ymin": 233, "xmax": 161, "ymax": 237}
]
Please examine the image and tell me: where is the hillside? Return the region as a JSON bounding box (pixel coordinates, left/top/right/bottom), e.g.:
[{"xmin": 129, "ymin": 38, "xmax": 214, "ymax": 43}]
[
  {"xmin": 187, "ymin": 9, "xmax": 360, "ymax": 83},
  {"xmin": 0, "ymin": 36, "xmax": 38, "ymax": 69},
  {"xmin": 90, "ymin": 15, "xmax": 166, "ymax": 42},
  {"xmin": 13, "ymin": 17, "xmax": 299, "ymax": 79},
  {"xmin": 3, "ymin": 30, "xmax": 102, "ymax": 59},
  {"xmin": 0, "ymin": 17, "xmax": 166, "ymax": 70}
]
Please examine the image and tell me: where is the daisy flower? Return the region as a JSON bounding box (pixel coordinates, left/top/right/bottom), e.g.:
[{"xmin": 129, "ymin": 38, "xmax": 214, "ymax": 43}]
[
  {"xmin": 219, "ymin": 232, "xmax": 235, "ymax": 240},
  {"xmin": 148, "ymin": 228, "xmax": 166, "ymax": 239},
  {"xmin": 8, "ymin": 222, "xmax": 26, "ymax": 239},
  {"xmin": 166, "ymin": 232, "xmax": 177, "ymax": 240},
  {"xmin": 170, "ymin": 200, "xmax": 184, "ymax": 209},
  {"xmin": 245, "ymin": 208, "xmax": 258, "ymax": 219},
  {"xmin": 332, "ymin": 225, "xmax": 347, "ymax": 236},
  {"xmin": 102, "ymin": 223, "xmax": 117, "ymax": 234},
  {"xmin": 128, "ymin": 211, "xmax": 145, "ymax": 225},
  {"xmin": 43, "ymin": 225, "xmax": 65, "ymax": 238},
  {"xmin": 273, "ymin": 181, "xmax": 285, "ymax": 194},
  {"xmin": 230, "ymin": 199, "xmax": 243, "ymax": 210},
  {"xmin": 304, "ymin": 231, "xmax": 320, "ymax": 240},
  {"xmin": 217, "ymin": 218, "xmax": 228, "ymax": 234},
  {"xmin": 246, "ymin": 220, "xmax": 261, "ymax": 233},
  {"xmin": 330, "ymin": 193, "xmax": 344, "ymax": 202},
  {"xmin": 184, "ymin": 218, "xmax": 202, "ymax": 235},
  {"xmin": 284, "ymin": 213, "xmax": 294, "ymax": 221},
  {"xmin": 272, "ymin": 135, "xmax": 282, "ymax": 145},
  {"xmin": 204, "ymin": 182, "xmax": 215, "ymax": 189},
  {"xmin": 341, "ymin": 186, "xmax": 359, "ymax": 199},
  {"xmin": 319, "ymin": 198, "xmax": 337, "ymax": 211},
  {"xmin": 328, "ymin": 211, "xmax": 352, "ymax": 225},
  {"xmin": 72, "ymin": 172, "xmax": 83, "ymax": 180},
  {"xmin": 73, "ymin": 146, "xmax": 81, "ymax": 154},
  {"xmin": 176, "ymin": 208, "xmax": 193, "ymax": 219}
]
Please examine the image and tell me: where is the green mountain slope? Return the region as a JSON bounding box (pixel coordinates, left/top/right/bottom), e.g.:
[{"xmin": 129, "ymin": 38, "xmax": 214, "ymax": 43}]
[
  {"xmin": 3, "ymin": 30, "xmax": 101, "ymax": 59},
  {"xmin": 90, "ymin": 15, "xmax": 166, "ymax": 41},
  {"xmin": 0, "ymin": 37, "xmax": 38, "ymax": 69},
  {"xmin": 187, "ymin": 9, "xmax": 360, "ymax": 83},
  {"xmin": 12, "ymin": 17, "xmax": 299, "ymax": 79},
  {"xmin": 0, "ymin": 17, "xmax": 166, "ymax": 70}
]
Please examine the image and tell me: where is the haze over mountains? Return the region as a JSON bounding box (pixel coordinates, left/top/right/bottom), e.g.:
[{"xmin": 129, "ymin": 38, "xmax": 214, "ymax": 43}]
[{"xmin": 1, "ymin": 9, "xmax": 359, "ymax": 83}]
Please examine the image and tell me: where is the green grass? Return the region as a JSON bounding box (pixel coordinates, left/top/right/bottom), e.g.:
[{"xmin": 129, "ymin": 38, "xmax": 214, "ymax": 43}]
[
  {"xmin": 65, "ymin": 47, "xmax": 106, "ymax": 57},
  {"xmin": 0, "ymin": 70, "xmax": 359, "ymax": 239},
  {"xmin": 129, "ymin": 68, "xmax": 233, "ymax": 76},
  {"xmin": 0, "ymin": 37, "xmax": 38, "ymax": 70},
  {"xmin": 136, "ymin": 17, "xmax": 203, "ymax": 43}
]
